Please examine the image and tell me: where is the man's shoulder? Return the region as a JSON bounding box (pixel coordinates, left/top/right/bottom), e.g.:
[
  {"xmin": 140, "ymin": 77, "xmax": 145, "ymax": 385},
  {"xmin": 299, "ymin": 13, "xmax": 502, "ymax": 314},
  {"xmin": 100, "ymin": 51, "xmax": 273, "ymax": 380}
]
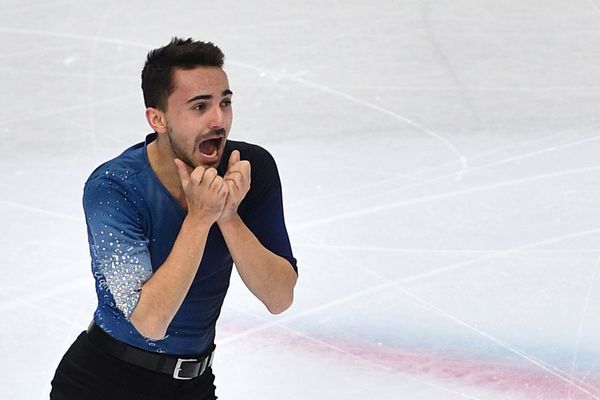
[
  {"xmin": 82, "ymin": 140, "xmax": 149, "ymax": 213},
  {"xmin": 86, "ymin": 140, "xmax": 147, "ymax": 185},
  {"xmin": 226, "ymin": 139, "xmax": 266, "ymax": 154}
]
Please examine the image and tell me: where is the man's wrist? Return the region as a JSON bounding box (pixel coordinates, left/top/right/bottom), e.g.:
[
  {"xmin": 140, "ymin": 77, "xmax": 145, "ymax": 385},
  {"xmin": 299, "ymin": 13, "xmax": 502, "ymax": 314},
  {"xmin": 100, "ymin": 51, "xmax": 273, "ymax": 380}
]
[
  {"xmin": 217, "ymin": 212, "xmax": 242, "ymax": 229},
  {"xmin": 183, "ymin": 213, "xmax": 216, "ymax": 232}
]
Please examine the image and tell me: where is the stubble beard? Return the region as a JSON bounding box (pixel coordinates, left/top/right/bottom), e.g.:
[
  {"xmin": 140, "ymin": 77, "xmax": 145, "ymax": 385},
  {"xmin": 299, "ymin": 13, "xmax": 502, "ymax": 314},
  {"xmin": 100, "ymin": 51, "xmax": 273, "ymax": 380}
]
[{"xmin": 166, "ymin": 126, "xmax": 197, "ymax": 168}]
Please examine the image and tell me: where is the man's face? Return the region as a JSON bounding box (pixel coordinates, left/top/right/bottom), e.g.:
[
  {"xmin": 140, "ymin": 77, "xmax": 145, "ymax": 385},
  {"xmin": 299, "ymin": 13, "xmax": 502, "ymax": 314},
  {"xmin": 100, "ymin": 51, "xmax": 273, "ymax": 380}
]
[{"xmin": 163, "ymin": 66, "xmax": 233, "ymax": 169}]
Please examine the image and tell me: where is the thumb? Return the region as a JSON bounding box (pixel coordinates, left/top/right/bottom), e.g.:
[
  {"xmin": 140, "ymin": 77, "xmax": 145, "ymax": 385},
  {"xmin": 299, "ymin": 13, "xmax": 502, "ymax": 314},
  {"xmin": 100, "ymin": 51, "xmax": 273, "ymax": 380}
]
[
  {"xmin": 228, "ymin": 150, "xmax": 240, "ymax": 169},
  {"xmin": 174, "ymin": 158, "xmax": 192, "ymax": 187}
]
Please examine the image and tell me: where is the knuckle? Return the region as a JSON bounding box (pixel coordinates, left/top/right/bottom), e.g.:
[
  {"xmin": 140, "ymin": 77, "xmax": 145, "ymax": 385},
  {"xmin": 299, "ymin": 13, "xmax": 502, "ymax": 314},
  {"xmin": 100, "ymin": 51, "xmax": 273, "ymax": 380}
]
[{"xmin": 191, "ymin": 167, "xmax": 205, "ymax": 180}]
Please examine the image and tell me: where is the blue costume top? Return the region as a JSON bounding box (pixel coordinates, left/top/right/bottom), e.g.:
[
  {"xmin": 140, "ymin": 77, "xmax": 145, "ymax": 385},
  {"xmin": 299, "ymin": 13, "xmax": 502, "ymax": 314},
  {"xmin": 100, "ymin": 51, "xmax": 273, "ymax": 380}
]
[{"xmin": 84, "ymin": 133, "xmax": 297, "ymax": 356}]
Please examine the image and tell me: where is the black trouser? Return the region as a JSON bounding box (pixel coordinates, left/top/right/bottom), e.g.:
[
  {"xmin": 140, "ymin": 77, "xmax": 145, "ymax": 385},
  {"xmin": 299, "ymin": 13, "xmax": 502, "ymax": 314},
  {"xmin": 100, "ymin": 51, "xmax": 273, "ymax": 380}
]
[{"xmin": 50, "ymin": 332, "xmax": 217, "ymax": 400}]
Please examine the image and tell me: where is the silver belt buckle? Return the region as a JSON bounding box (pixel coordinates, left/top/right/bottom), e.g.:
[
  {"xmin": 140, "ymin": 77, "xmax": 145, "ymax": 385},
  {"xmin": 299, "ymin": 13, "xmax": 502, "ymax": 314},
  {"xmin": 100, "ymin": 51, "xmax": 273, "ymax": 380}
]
[{"xmin": 173, "ymin": 358, "xmax": 198, "ymax": 380}]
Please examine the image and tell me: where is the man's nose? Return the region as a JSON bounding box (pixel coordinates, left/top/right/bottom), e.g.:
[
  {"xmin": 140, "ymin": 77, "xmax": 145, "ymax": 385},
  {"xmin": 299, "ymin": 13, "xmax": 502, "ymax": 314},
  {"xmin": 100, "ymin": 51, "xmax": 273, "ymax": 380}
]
[{"xmin": 208, "ymin": 105, "xmax": 225, "ymax": 129}]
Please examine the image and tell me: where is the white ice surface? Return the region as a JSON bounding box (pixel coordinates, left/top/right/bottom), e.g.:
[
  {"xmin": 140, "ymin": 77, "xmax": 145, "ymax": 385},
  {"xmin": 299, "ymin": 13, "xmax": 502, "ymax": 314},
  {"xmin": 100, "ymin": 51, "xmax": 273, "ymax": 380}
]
[{"xmin": 2, "ymin": 1, "xmax": 600, "ymax": 399}]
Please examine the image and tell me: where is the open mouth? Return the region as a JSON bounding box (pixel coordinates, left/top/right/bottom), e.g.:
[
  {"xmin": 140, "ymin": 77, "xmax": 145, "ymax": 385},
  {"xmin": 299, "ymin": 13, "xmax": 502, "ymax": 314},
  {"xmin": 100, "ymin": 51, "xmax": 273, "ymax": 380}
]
[
  {"xmin": 198, "ymin": 136, "xmax": 224, "ymax": 164},
  {"xmin": 199, "ymin": 137, "xmax": 223, "ymax": 156}
]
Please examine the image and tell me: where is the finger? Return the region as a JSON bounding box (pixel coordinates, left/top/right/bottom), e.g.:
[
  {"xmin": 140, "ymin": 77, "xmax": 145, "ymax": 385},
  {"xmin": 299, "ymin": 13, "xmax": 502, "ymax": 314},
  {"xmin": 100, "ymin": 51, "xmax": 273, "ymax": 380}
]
[
  {"xmin": 190, "ymin": 165, "xmax": 208, "ymax": 185},
  {"xmin": 174, "ymin": 158, "xmax": 192, "ymax": 187},
  {"xmin": 218, "ymin": 182, "xmax": 229, "ymax": 199},
  {"xmin": 225, "ymin": 172, "xmax": 243, "ymax": 192},
  {"xmin": 226, "ymin": 160, "xmax": 250, "ymax": 177},
  {"xmin": 228, "ymin": 150, "xmax": 240, "ymax": 170},
  {"xmin": 198, "ymin": 167, "xmax": 218, "ymax": 187},
  {"xmin": 210, "ymin": 175, "xmax": 225, "ymax": 191},
  {"xmin": 240, "ymin": 160, "xmax": 251, "ymax": 183},
  {"xmin": 225, "ymin": 179, "xmax": 237, "ymax": 196},
  {"xmin": 229, "ymin": 162, "xmax": 251, "ymax": 186}
]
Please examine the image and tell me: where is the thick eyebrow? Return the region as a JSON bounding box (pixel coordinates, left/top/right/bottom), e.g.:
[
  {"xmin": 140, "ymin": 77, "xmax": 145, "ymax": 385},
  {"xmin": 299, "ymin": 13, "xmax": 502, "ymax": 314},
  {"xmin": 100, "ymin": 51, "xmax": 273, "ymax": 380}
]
[{"xmin": 186, "ymin": 89, "xmax": 233, "ymax": 103}]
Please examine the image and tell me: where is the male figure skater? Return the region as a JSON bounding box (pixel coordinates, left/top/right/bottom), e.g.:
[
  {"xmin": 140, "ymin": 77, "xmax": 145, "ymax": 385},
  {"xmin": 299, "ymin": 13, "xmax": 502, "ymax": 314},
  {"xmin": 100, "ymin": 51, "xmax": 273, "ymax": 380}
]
[{"xmin": 50, "ymin": 37, "xmax": 298, "ymax": 400}]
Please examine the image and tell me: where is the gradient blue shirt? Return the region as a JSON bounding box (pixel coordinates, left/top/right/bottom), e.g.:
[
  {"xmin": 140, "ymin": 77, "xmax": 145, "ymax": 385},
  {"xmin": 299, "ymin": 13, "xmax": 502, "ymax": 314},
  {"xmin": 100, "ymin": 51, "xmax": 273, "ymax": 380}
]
[{"xmin": 84, "ymin": 133, "xmax": 297, "ymax": 355}]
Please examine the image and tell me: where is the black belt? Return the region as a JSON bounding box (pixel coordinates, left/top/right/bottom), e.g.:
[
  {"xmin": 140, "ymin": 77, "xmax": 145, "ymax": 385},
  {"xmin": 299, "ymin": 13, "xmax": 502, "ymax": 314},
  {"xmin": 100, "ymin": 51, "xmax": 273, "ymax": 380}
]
[{"xmin": 86, "ymin": 321, "xmax": 214, "ymax": 380}]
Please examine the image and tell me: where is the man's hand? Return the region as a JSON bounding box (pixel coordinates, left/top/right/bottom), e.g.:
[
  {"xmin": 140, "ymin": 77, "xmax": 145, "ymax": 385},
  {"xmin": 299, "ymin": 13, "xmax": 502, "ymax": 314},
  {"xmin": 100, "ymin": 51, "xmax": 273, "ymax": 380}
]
[
  {"xmin": 219, "ymin": 150, "xmax": 251, "ymax": 222},
  {"xmin": 174, "ymin": 158, "xmax": 229, "ymax": 226}
]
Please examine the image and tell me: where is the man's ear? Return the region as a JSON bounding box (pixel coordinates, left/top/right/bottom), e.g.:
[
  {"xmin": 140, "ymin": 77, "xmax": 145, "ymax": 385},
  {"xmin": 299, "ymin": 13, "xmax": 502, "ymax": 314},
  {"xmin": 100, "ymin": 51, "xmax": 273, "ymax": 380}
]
[{"xmin": 145, "ymin": 107, "xmax": 167, "ymax": 134}]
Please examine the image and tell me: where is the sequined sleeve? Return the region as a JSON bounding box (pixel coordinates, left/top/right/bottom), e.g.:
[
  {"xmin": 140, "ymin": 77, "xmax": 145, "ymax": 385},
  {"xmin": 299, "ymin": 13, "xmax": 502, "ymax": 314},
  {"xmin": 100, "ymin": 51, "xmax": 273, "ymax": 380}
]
[{"xmin": 83, "ymin": 175, "xmax": 153, "ymax": 320}]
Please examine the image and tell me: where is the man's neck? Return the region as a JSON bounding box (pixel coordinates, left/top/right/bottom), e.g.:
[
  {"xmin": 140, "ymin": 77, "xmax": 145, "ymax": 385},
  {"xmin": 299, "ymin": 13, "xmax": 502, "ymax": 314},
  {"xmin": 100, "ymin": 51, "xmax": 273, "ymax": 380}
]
[{"xmin": 147, "ymin": 137, "xmax": 188, "ymax": 209}]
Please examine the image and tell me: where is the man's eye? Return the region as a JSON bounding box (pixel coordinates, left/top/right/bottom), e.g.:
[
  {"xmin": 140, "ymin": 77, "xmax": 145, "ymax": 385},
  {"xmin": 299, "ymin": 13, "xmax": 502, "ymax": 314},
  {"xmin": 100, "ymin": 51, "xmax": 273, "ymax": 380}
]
[
  {"xmin": 221, "ymin": 99, "xmax": 232, "ymax": 107},
  {"xmin": 193, "ymin": 103, "xmax": 206, "ymax": 111}
]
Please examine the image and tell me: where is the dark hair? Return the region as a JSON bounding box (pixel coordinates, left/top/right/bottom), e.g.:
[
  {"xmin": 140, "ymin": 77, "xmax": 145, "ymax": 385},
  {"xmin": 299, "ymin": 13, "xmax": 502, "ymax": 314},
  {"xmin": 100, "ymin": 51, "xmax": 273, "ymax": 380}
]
[{"xmin": 141, "ymin": 37, "xmax": 225, "ymax": 111}]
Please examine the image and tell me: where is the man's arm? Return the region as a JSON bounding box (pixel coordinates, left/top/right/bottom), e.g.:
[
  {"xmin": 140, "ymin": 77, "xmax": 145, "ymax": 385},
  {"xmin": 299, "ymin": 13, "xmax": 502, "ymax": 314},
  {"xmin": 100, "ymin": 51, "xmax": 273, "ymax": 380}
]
[
  {"xmin": 129, "ymin": 217, "xmax": 211, "ymax": 340},
  {"xmin": 130, "ymin": 161, "xmax": 228, "ymax": 340},
  {"xmin": 217, "ymin": 149, "xmax": 297, "ymax": 313},
  {"xmin": 218, "ymin": 215, "xmax": 297, "ymax": 313}
]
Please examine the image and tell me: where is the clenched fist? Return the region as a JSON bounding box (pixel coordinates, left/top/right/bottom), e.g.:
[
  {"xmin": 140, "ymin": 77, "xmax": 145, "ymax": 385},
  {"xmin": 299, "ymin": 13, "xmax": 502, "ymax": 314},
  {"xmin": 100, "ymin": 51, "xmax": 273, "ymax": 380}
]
[{"xmin": 174, "ymin": 158, "xmax": 229, "ymax": 226}]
